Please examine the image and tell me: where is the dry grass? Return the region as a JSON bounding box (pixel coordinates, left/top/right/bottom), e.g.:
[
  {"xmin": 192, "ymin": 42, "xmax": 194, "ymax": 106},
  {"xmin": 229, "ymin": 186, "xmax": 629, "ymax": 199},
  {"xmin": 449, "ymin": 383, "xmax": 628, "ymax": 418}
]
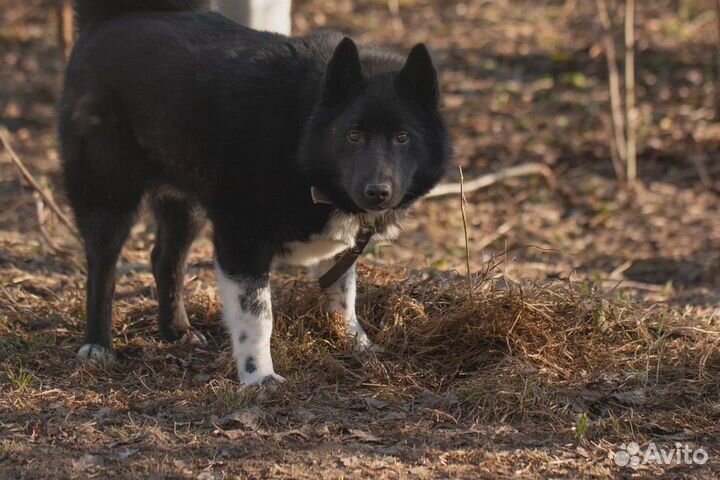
[{"xmin": 1, "ymin": 240, "xmax": 718, "ymax": 478}]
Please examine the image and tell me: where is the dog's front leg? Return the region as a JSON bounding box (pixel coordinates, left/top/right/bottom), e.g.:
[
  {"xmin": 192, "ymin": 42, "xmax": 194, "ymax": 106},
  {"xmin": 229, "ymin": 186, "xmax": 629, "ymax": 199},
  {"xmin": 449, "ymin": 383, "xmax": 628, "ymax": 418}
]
[
  {"xmin": 215, "ymin": 266, "xmax": 284, "ymax": 386},
  {"xmin": 314, "ymin": 261, "xmax": 379, "ymax": 351}
]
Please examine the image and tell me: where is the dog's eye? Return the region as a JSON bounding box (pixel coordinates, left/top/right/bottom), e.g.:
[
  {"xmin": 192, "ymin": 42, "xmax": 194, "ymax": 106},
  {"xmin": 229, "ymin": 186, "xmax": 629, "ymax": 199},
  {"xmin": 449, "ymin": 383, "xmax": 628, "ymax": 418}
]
[
  {"xmin": 346, "ymin": 130, "xmax": 364, "ymax": 143},
  {"xmin": 394, "ymin": 132, "xmax": 409, "ymax": 144}
]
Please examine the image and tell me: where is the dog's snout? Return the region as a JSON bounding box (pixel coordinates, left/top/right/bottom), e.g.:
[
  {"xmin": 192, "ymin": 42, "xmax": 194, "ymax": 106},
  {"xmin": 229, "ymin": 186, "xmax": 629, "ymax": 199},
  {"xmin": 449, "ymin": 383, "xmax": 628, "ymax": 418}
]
[{"xmin": 364, "ymin": 183, "xmax": 392, "ymax": 202}]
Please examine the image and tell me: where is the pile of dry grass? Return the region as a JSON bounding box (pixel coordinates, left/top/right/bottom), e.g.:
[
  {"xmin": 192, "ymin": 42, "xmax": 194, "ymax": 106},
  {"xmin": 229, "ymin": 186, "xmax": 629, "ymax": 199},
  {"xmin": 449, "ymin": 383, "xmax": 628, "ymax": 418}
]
[{"xmin": 267, "ymin": 262, "xmax": 720, "ymax": 430}]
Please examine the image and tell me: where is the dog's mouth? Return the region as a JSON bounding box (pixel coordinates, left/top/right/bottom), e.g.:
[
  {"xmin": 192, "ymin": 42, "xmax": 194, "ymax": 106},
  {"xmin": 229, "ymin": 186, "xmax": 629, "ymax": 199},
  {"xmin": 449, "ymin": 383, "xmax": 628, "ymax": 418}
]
[
  {"xmin": 353, "ymin": 198, "xmax": 399, "ymax": 214},
  {"xmin": 363, "ymin": 205, "xmax": 390, "ymax": 213}
]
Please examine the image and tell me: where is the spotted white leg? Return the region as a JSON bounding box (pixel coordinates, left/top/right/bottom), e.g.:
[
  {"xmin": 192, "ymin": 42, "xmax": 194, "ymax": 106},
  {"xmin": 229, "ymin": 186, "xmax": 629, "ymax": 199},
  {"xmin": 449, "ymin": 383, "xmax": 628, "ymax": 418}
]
[
  {"xmin": 313, "ymin": 261, "xmax": 380, "ymax": 351},
  {"xmin": 215, "ymin": 266, "xmax": 285, "ymax": 386}
]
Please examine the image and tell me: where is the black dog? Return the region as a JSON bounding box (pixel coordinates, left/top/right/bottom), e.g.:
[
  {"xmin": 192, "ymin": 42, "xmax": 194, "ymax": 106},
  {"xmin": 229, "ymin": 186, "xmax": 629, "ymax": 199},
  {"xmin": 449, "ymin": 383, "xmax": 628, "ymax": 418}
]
[{"xmin": 61, "ymin": 0, "xmax": 451, "ymax": 385}]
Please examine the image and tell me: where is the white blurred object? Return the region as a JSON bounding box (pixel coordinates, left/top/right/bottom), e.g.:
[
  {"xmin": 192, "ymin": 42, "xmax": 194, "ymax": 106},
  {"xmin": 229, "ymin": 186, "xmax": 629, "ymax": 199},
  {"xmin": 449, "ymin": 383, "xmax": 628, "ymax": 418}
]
[{"xmin": 213, "ymin": 0, "xmax": 292, "ymax": 34}]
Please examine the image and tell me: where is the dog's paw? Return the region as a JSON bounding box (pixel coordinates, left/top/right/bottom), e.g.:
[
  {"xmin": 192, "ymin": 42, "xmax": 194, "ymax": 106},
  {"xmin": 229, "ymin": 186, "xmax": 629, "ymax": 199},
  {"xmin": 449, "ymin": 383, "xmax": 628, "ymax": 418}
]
[
  {"xmin": 345, "ymin": 316, "xmax": 384, "ymax": 353},
  {"xmin": 241, "ymin": 372, "xmax": 286, "ymax": 389},
  {"xmin": 77, "ymin": 343, "xmax": 114, "ymax": 363},
  {"xmin": 352, "ymin": 334, "xmax": 385, "ymax": 353},
  {"xmin": 180, "ymin": 329, "xmax": 208, "ymax": 347},
  {"xmin": 260, "ymin": 373, "xmax": 286, "ymax": 388}
]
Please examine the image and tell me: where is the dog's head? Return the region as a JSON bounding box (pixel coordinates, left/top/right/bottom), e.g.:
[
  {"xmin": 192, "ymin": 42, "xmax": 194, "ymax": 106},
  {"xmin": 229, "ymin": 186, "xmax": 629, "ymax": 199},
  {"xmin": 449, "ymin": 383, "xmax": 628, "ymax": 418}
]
[{"xmin": 299, "ymin": 37, "xmax": 451, "ymax": 213}]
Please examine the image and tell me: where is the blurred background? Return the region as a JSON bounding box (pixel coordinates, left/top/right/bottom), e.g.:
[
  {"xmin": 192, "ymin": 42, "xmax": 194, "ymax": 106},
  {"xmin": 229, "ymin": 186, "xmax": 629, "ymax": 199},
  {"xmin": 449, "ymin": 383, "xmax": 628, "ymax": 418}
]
[{"xmin": 0, "ymin": 0, "xmax": 719, "ymax": 304}]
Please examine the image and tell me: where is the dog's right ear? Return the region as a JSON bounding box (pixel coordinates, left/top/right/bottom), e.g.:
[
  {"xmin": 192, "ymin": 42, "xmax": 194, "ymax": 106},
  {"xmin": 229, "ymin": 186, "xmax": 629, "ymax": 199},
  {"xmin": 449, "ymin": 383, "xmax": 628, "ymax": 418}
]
[{"xmin": 322, "ymin": 37, "xmax": 363, "ymax": 106}]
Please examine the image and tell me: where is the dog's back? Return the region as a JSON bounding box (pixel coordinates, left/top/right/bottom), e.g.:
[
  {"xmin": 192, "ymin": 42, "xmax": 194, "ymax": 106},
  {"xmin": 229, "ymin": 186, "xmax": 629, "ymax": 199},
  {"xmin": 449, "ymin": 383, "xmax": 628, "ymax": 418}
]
[{"xmin": 74, "ymin": 0, "xmax": 209, "ymax": 29}]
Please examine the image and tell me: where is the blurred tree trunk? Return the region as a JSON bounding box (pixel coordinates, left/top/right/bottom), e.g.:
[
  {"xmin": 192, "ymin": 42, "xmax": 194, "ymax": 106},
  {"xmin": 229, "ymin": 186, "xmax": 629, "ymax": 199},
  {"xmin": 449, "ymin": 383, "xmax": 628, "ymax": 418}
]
[
  {"xmin": 716, "ymin": 0, "xmax": 720, "ymax": 118},
  {"xmin": 213, "ymin": 0, "xmax": 292, "ymax": 34}
]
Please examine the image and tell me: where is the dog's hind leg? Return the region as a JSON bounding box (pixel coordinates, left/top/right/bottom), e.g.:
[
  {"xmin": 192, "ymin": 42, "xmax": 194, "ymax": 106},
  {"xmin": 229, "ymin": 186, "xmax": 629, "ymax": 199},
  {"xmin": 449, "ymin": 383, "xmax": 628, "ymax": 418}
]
[
  {"xmin": 75, "ymin": 209, "xmax": 138, "ymax": 361},
  {"xmin": 150, "ymin": 193, "xmax": 206, "ymax": 344},
  {"xmin": 61, "ymin": 92, "xmax": 147, "ymax": 361},
  {"xmin": 312, "ymin": 262, "xmax": 381, "ymax": 352}
]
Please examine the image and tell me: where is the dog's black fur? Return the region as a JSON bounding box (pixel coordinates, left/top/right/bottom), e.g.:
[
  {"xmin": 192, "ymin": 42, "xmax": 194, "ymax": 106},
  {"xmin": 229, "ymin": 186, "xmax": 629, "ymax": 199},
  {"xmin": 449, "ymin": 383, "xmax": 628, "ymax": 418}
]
[{"xmin": 61, "ymin": 0, "xmax": 451, "ymax": 372}]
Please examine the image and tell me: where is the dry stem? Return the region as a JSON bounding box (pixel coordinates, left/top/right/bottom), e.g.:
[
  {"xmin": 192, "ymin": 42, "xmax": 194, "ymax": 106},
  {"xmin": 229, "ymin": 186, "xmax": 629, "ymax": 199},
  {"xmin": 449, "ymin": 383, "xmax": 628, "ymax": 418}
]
[
  {"xmin": 625, "ymin": 0, "xmax": 637, "ymax": 182},
  {"xmin": 56, "ymin": 0, "xmax": 73, "ymax": 61},
  {"xmin": 388, "ymin": 0, "xmax": 405, "ymax": 35},
  {"xmin": 596, "ymin": 0, "xmax": 627, "ymax": 182},
  {"xmin": 716, "ymin": 0, "xmax": 720, "ymax": 118},
  {"xmin": 458, "ymin": 166, "xmax": 473, "ymax": 302}
]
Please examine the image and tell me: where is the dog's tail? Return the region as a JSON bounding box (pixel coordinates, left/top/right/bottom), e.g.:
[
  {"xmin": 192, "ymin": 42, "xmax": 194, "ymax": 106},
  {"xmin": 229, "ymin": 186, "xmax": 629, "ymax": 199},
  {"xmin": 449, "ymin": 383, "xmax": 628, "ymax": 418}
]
[{"xmin": 75, "ymin": 0, "xmax": 209, "ymax": 31}]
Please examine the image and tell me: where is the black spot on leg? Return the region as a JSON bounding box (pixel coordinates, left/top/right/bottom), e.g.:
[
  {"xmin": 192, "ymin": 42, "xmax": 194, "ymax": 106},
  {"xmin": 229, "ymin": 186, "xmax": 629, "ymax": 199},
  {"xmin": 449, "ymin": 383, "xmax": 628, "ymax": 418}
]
[
  {"xmin": 340, "ymin": 282, "xmax": 347, "ymax": 294},
  {"xmin": 240, "ymin": 292, "xmax": 264, "ymax": 317},
  {"xmin": 239, "ymin": 294, "xmax": 251, "ymax": 311},
  {"xmin": 245, "ymin": 356, "xmax": 257, "ymax": 373},
  {"xmin": 340, "ymin": 300, "xmax": 347, "ymax": 310},
  {"xmin": 238, "ymin": 331, "xmax": 247, "ymax": 343}
]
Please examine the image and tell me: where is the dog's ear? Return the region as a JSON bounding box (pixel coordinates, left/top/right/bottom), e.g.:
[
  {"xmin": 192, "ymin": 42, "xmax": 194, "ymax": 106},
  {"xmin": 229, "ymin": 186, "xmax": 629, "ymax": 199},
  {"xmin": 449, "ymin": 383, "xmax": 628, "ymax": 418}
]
[
  {"xmin": 322, "ymin": 37, "xmax": 363, "ymax": 106},
  {"xmin": 395, "ymin": 43, "xmax": 438, "ymax": 110}
]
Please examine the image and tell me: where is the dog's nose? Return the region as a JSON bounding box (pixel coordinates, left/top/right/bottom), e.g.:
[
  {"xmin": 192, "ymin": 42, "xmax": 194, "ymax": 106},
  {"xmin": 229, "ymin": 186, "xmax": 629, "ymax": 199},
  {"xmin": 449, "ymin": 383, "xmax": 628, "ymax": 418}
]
[{"xmin": 364, "ymin": 183, "xmax": 391, "ymax": 202}]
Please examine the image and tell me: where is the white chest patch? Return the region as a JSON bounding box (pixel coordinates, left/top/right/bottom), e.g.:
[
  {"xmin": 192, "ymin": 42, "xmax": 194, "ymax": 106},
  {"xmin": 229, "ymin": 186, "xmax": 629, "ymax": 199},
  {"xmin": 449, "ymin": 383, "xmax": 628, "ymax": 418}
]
[
  {"xmin": 277, "ymin": 211, "xmax": 402, "ymax": 267},
  {"xmin": 278, "ymin": 213, "xmax": 360, "ymax": 267},
  {"xmin": 280, "ymin": 237, "xmax": 349, "ymax": 266}
]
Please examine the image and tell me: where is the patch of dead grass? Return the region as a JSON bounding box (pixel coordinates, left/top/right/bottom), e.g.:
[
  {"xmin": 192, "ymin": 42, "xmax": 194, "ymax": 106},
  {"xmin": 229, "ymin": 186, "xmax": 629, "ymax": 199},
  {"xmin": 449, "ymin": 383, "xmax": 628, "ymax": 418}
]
[{"xmin": 1, "ymin": 232, "xmax": 719, "ymax": 479}]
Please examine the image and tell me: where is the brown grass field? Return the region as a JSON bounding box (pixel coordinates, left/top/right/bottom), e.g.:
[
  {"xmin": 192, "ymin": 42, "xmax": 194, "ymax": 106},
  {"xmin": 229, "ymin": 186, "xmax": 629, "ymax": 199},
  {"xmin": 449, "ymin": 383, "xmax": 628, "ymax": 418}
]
[{"xmin": 1, "ymin": 0, "xmax": 719, "ymax": 478}]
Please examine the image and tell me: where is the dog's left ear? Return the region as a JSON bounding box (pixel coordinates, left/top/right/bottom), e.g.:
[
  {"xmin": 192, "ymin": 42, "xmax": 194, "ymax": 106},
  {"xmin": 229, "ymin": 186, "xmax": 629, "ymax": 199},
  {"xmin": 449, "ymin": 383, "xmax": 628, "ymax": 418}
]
[{"xmin": 395, "ymin": 44, "xmax": 438, "ymax": 110}]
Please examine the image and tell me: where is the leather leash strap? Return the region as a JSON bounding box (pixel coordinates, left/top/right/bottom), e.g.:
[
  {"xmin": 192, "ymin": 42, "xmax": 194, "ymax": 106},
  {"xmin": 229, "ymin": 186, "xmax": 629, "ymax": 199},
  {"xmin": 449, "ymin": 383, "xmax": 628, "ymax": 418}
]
[{"xmin": 318, "ymin": 224, "xmax": 374, "ymax": 289}]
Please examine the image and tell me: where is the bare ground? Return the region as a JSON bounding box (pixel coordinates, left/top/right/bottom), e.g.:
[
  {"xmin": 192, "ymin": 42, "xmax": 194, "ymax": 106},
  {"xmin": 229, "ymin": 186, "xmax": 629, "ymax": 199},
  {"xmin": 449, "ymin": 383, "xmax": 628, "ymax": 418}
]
[{"xmin": 1, "ymin": 0, "xmax": 720, "ymax": 478}]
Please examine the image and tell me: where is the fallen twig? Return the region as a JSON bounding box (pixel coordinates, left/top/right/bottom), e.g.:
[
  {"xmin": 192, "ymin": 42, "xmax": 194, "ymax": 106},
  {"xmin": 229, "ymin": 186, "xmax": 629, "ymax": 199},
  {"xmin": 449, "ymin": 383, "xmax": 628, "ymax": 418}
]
[
  {"xmin": 602, "ymin": 279, "xmax": 668, "ymax": 293},
  {"xmin": 426, "ymin": 162, "xmax": 556, "ymax": 198},
  {"xmin": 35, "ymin": 193, "xmax": 64, "ymax": 253},
  {"xmin": 0, "ymin": 126, "xmax": 80, "ymax": 239},
  {"xmin": 475, "ymin": 222, "xmax": 514, "ymax": 252}
]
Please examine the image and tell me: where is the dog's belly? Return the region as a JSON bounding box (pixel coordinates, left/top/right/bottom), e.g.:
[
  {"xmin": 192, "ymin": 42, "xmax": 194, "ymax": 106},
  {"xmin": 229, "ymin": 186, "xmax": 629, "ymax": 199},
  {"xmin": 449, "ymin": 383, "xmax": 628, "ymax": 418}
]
[{"xmin": 279, "ymin": 237, "xmax": 349, "ymax": 266}]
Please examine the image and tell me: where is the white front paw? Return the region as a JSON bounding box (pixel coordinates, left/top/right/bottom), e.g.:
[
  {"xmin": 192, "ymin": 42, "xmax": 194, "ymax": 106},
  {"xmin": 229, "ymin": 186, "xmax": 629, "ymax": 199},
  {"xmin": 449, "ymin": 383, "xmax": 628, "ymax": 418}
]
[
  {"xmin": 234, "ymin": 352, "xmax": 285, "ymax": 387},
  {"xmin": 347, "ymin": 318, "xmax": 384, "ymax": 353},
  {"xmin": 240, "ymin": 371, "xmax": 286, "ymax": 388},
  {"xmin": 351, "ymin": 333, "xmax": 385, "ymax": 353},
  {"xmin": 77, "ymin": 343, "xmax": 114, "ymax": 363}
]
